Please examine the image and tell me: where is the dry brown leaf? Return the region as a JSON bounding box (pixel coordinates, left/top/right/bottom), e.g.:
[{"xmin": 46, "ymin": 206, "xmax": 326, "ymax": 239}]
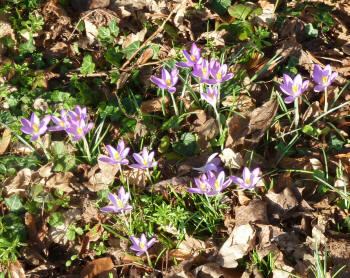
[
  {"xmin": 219, "ymin": 149, "xmax": 243, "ymax": 169},
  {"xmin": 123, "ymin": 168, "xmax": 147, "ymax": 188},
  {"xmin": 0, "ymin": 128, "xmax": 11, "ymax": 155},
  {"xmin": 194, "ymin": 117, "xmax": 219, "ymax": 150},
  {"xmin": 152, "ymin": 176, "xmax": 191, "ymax": 193},
  {"xmin": 140, "ymin": 96, "xmax": 170, "ymax": 114},
  {"xmin": 3, "ymin": 168, "xmax": 32, "ymax": 196},
  {"xmin": 87, "ymin": 156, "xmax": 119, "ymax": 191},
  {"xmin": 234, "ymin": 200, "xmax": 269, "ymax": 227},
  {"xmin": 170, "ymin": 235, "xmax": 206, "ymax": 260},
  {"xmin": 84, "ymin": 20, "xmax": 98, "ymax": 44},
  {"xmin": 217, "ymin": 224, "xmax": 256, "ymax": 268},
  {"xmin": 194, "ymin": 263, "xmax": 223, "ymax": 278},
  {"xmin": 9, "ymin": 260, "xmax": 25, "ymax": 278},
  {"xmin": 38, "ymin": 162, "xmax": 54, "ymax": 178},
  {"xmin": 46, "ymin": 172, "xmax": 75, "ymax": 193},
  {"xmin": 121, "ymin": 27, "xmax": 147, "ymax": 49},
  {"xmin": 137, "ymin": 48, "xmax": 154, "ymax": 65},
  {"xmin": 265, "ymin": 187, "xmax": 299, "ymax": 216},
  {"xmin": 86, "ymin": 223, "xmax": 104, "ymax": 242},
  {"xmin": 80, "ymin": 257, "xmax": 115, "ymax": 278}
]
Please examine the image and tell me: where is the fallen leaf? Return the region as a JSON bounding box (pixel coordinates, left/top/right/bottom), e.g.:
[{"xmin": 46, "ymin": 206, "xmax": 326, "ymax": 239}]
[
  {"xmin": 152, "ymin": 176, "xmax": 191, "ymax": 193},
  {"xmin": 265, "ymin": 187, "xmax": 299, "ymax": 217},
  {"xmin": 123, "ymin": 168, "xmax": 147, "ymax": 188},
  {"xmin": 38, "ymin": 162, "xmax": 54, "ymax": 178},
  {"xmin": 0, "ymin": 128, "xmax": 11, "ymax": 155},
  {"xmin": 234, "ymin": 200, "xmax": 269, "ymax": 227},
  {"xmin": 3, "ymin": 168, "xmax": 32, "ymax": 196},
  {"xmin": 170, "ymin": 235, "xmax": 206, "ymax": 260},
  {"xmin": 140, "ymin": 96, "xmax": 170, "ymax": 114},
  {"xmin": 194, "ymin": 263, "xmax": 223, "ymax": 278},
  {"xmin": 194, "ymin": 117, "xmax": 219, "ymax": 150},
  {"xmin": 219, "ymin": 149, "xmax": 243, "ymax": 169},
  {"xmin": 46, "ymin": 172, "xmax": 75, "ymax": 193},
  {"xmin": 80, "ymin": 257, "xmax": 114, "ymax": 278},
  {"xmin": 84, "ymin": 20, "xmax": 98, "ymax": 44},
  {"xmin": 9, "ymin": 260, "xmax": 25, "ymax": 278}
]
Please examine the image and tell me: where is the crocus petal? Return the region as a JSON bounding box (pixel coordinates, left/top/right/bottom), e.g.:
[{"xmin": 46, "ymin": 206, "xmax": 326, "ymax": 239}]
[
  {"xmin": 187, "ymin": 188, "xmax": 205, "ymax": 194},
  {"xmin": 30, "ymin": 134, "xmax": 39, "ymax": 142},
  {"xmin": 140, "ymin": 234, "xmax": 147, "ymax": 246},
  {"xmin": 330, "ymin": 71, "xmax": 338, "ymax": 83},
  {"xmin": 129, "ymin": 164, "xmax": 144, "ymax": 169},
  {"xmin": 284, "ymin": 96, "xmax": 296, "ymax": 103},
  {"xmin": 314, "ymin": 84, "xmax": 325, "ymax": 92},
  {"xmin": 301, "ymin": 80, "xmax": 309, "ymax": 92},
  {"xmin": 130, "ymin": 236, "xmax": 140, "ymax": 246},
  {"xmin": 100, "ymin": 206, "xmax": 118, "ymax": 213},
  {"xmin": 20, "ymin": 126, "xmax": 33, "ymax": 134},
  {"xmin": 230, "ymin": 176, "xmax": 244, "ymax": 187},
  {"xmin": 279, "ymin": 84, "xmax": 293, "ymax": 96},
  {"xmin": 162, "ymin": 68, "xmax": 171, "ymax": 83},
  {"xmin": 118, "ymin": 186, "xmax": 126, "ymax": 201},
  {"xmin": 121, "ymin": 147, "xmax": 130, "ymax": 157},
  {"xmin": 106, "ymin": 145, "xmax": 117, "ymax": 159},
  {"xmin": 117, "ymin": 140, "xmax": 125, "ymax": 153},
  {"xmin": 31, "ymin": 113, "xmax": 39, "ymax": 125},
  {"xmin": 283, "ymin": 74, "xmax": 293, "ymax": 86},
  {"xmin": 108, "ymin": 193, "xmax": 118, "ymax": 208},
  {"xmin": 20, "ymin": 118, "xmax": 31, "ymax": 127},
  {"xmin": 242, "ymin": 167, "xmax": 250, "ymax": 182},
  {"xmin": 133, "ymin": 153, "xmax": 144, "ymax": 165},
  {"xmin": 293, "ymin": 74, "xmax": 302, "ymax": 87},
  {"xmin": 176, "ymin": 61, "xmax": 192, "ymax": 68},
  {"xmin": 99, "ymin": 157, "xmax": 117, "ymax": 165},
  {"xmin": 312, "ymin": 64, "xmax": 323, "ymax": 84},
  {"xmin": 136, "ymin": 250, "xmax": 145, "ymax": 256},
  {"xmin": 323, "ymin": 64, "xmax": 331, "ymax": 77},
  {"xmin": 147, "ymin": 238, "xmax": 156, "ymax": 249},
  {"xmin": 221, "ymin": 73, "xmax": 234, "ymax": 82},
  {"xmin": 168, "ymin": 87, "xmax": 176, "ymax": 93},
  {"xmin": 150, "ymin": 77, "xmax": 168, "ymax": 89},
  {"xmin": 41, "ymin": 115, "xmax": 51, "ymax": 126}
]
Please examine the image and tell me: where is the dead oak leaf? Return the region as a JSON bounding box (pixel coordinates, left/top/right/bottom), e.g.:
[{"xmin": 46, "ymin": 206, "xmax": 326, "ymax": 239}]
[
  {"xmin": 0, "ymin": 128, "xmax": 11, "ymax": 155},
  {"xmin": 80, "ymin": 257, "xmax": 114, "ymax": 278},
  {"xmin": 194, "ymin": 117, "xmax": 219, "ymax": 150}
]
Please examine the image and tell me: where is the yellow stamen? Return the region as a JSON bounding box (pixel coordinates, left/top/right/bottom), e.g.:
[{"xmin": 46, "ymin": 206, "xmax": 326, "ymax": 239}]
[
  {"xmin": 117, "ymin": 199, "xmax": 123, "ymax": 208},
  {"xmin": 190, "ymin": 55, "xmax": 196, "ymax": 62},
  {"xmin": 202, "ymin": 68, "xmax": 207, "ymax": 75},
  {"xmin": 114, "ymin": 152, "xmax": 120, "ymax": 161},
  {"xmin": 200, "ymin": 182, "xmax": 206, "ymax": 191},
  {"xmin": 216, "ymin": 72, "xmax": 222, "ymax": 80},
  {"xmin": 292, "ymin": 85, "xmax": 298, "ymax": 93},
  {"xmin": 59, "ymin": 121, "xmax": 64, "ymax": 127},
  {"xmin": 32, "ymin": 124, "xmax": 39, "ymax": 133},
  {"xmin": 140, "ymin": 242, "xmax": 146, "ymax": 249},
  {"xmin": 77, "ymin": 127, "xmax": 83, "ymax": 134},
  {"xmin": 143, "ymin": 159, "xmax": 148, "ymax": 166},
  {"xmin": 166, "ymin": 79, "xmax": 171, "ymax": 86},
  {"xmin": 246, "ymin": 177, "xmax": 250, "ymax": 185},
  {"xmin": 215, "ymin": 181, "xmax": 220, "ymax": 189},
  {"xmin": 322, "ymin": 76, "xmax": 328, "ymax": 84}
]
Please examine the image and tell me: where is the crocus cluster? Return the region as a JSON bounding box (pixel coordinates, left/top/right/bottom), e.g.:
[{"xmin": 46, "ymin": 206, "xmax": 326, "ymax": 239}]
[{"xmin": 20, "ymin": 105, "xmax": 93, "ymax": 142}]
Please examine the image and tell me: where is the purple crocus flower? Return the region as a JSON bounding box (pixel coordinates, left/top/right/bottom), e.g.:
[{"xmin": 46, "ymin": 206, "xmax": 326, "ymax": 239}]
[
  {"xmin": 193, "ymin": 153, "xmax": 222, "ymax": 173},
  {"xmin": 177, "ymin": 43, "xmax": 202, "ymax": 68},
  {"xmin": 205, "ymin": 59, "xmax": 234, "ymax": 84},
  {"xmin": 99, "ymin": 140, "xmax": 130, "ymax": 165},
  {"xmin": 100, "ymin": 186, "xmax": 133, "ymax": 213},
  {"xmin": 207, "ymin": 170, "xmax": 232, "ymax": 195},
  {"xmin": 192, "ymin": 59, "xmax": 210, "ymax": 83},
  {"xmin": 20, "ymin": 113, "xmax": 51, "ymax": 142},
  {"xmin": 130, "ymin": 147, "xmax": 157, "ymax": 169},
  {"xmin": 65, "ymin": 118, "xmax": 93, "ymax": 142},
  {"xmin": 280, "ymin": 74, "xmax": 309, "ymax": 104},
  {"xmin": 230, "ymin": 167, "xmax": 260, "ymax": 190},
  {"xmin": 130, "ymin": 233, "xmax": 156, "ymax": 256},
  {"xmin": 187, "ymin": 172, "xmax": 212, "ymax": 195},
  {"xmin": 312, "ymin": 64, "xmax": 337, "ymax": 92},
  {"xmin": 150, "ymin": 68, "xmax": 179, "ymax": 94},
  {"xmin": 49, "ymin": 109, "xmax": 70, "ymax": 131},
  {"xmin": 68, "ymin": 105, "xmax": 88, "ymax": 122},
  {"xmin": 201, "ymin": 86, "xmax": 219, "ymax": 108}
]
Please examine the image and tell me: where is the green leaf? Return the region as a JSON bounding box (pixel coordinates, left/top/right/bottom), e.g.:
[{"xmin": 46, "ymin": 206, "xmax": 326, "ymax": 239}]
[
  {"xmin": 211, "ymin": 0, "xmax": 231, "ymax": 16},
  {"xmin": 18, "ymin": 38, "xmax": 36, "ymax": 55},
  {"xmin": 173, "ymin": 132, "xmax": 197, "ymax": 157},
  {"xmin": 5, "ymin": 195, "xmax": 24, "ymax": 214},
  {"xmin": 104, "ymin": 46, "xmax": 123, "ymax": 66},
  {"xmin": 81, "ymin": 54, "xmax": 95, "ymax": 76},
  {"xmin": 47, "ymin": 212, "xmax": 65, "ymax": 227},
  {"xmin": 301, "ymin": 124, "xmax": 318, "ymax": 137},
  {"xmin": 108, "ymin": 19, "xmax": 119, "ymax": 37},
  {"xmin": 305, "ymin": 23, "xmax": 318, "ymax": 38},
  {"xmin": 122, "ymin": 41, "xmax": 140, "ymax": 59},
  {"xmin": 54, "ymin": 154, "xmax": 75, "ymax": 172},
  {"xmin": 148, "ymin": 44, "xmax": 160, "ymax": 59},
  {"xmin": 161, "ymin": 115, "xmax": 185, "ymax": 131},
  {"xmin": 228, "ymin": 4, "xmax": 253, "ymax": 20},
  {"xmin": 328, "ymin": 133, "xmax": 344, "ymax": 151},
  {"xmin": 97, "ymin": 26, "xmax": 113, "ymax": 45},
  {"xmin": 52, "ymin": 141, "xmax": 67, "ymax": 157}
]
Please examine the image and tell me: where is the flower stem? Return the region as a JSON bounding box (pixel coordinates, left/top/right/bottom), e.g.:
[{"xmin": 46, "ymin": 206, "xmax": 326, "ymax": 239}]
[
  {"xmin": 82, "ymin": 136, "xmax": 92, "ymax": 163},
  {"xmin": 161, "ymin": 89, "xmax": 166, "ymax": 117},
  {"xmin": 145, "ymin": 250, "xmax": 153, "ymax": 268},
  {"xmin": 294, "ymin": 98, "xmax": 299, "ymax": 128},
  {"xmin": 119, "ymin": 164, "xmax": 125, "ymax": 184},
  {"xmin": 213, "ymin": 106, "xmax": 222, "ymax": 136},
  {"xmin": 170, "ymin": 93, "xmax": 179, "ymax": 117},
  {"xmin": 37, "ymin": 136, "xmax": 51, "ymax": 161},
  {"xmin": 120, "ymin": 210, "xmax": 130, "ymax": 234},
  {"xmin": 324, "ymin": 87, "xmax": 328, "ymax": 113}
]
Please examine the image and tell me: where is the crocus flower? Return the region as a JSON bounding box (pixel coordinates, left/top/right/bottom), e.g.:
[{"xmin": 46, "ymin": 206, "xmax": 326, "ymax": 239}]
[
  {"xmin": 187, "ymin": 172, "xmax": 211, "ymax": 195},
  {"xmin": 100, "ymin": 186, "xmax": 133, "ymax": 213},
  {"xmin": 49, "ymin": 109, "xmax": 70, "ymax": 131},
  {"xmin": 150, "ymin": 68, "xmax": 179, "ymax": 93},
  {"xmin": 192, "ymin": 59, "xmax": 210, "ymax": 83},
  {"xmin": 207, "ymin": 170, "xmax": 232, "ymax": 195},
  {"xmin": 230, "ymin": 167, "xmax": 260, "ymax": 190},
  {"xmin": 20, "ymin": 113, "xmax": 51, "ymax": 142},
  {"xmin": 68, "ymin": 105, "xmax": 88, "ymax": 122},
  {"xmin": 130, "ymin": 147, "xmax": 157, "ymax": 169},
  {"xmin": 205, "ymin": 59, "xmax": 234, "ymax": 84},
  {"xmin": 65, "ymin": 118, "xmax": 93, "ymax": 142},
  {"xmin": 193, "ymin": 153, "xmax": 222, "ymax": 173},
  {"xmin": 201, "ymin": 86, "xmax": 219, "ymax": 108},
  {"xmin": 99, "ymin": 140, "xmax": 130, "ymax": 165},
  {"xmin": 130, "ymin": 234, "xmax": 156, "ymax": 256},
  {"xmin": 280, "ymin": 74, "xmax": 309, "ymax": 104},
  {"xmin": 312, "ymin": 64, "xmax": 337, "ymax": 92},
  {"xmin": 177, "ymin": 43, "xmax": 202, "ymax": 68}
]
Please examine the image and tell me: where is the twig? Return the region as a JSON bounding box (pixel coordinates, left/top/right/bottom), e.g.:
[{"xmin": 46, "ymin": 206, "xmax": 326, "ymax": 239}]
[
  {"xmin": 67, "ymin": 10, "xmax": 95, "ymax": 41},
  {"xmin": 120, "ymin": 0, "xmax": 186, "ymax": 71}
]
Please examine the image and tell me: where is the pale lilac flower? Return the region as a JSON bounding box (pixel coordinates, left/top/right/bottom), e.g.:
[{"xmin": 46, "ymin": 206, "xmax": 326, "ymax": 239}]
[
  {"xmin": 177, "ymin": 43, "xmax": 202, "ymax": 68},
  {"xmin": 150, "ymin": 68, "xmax": 179, "ymax": 94},
  {"xmin": 99, "ymin": 140, "xmax": 130, "ymax": 165},
  {"xmin": 49, "ymin": 109, "xmax": 70, "ymax": 131},
  {"xmin": 100, "ymin": 186, "xmax": 133, "ymax": 213},
  {"xmin": 193, "ymin": 153, "xmax": 222, "ymax": 173},
  {"xmin": 20, "ymin": 113, "xmax": 51, "ymax": 142},
  {"xmin": 201, "ymin": 86, "xmax": 219, "ymax": 108},
  {"xmin": 130, "ymin": 147, "xmax": 157, "ymax": 169},
  {"xmin": 187, "ymin": 172, "xmax": 212, "ymax": 195},
  {"xmin": 130, "ymin": 233, "xmax": 156, "ymax": 256},
  {"xmin": 205, "ymin": 59, "xmax": 234, "ymax": 84},
  {"xmin": 230, "ymin": 167, "xmax": 260, "ymax": 190},
  {"xmin": 207, "ymin": 170, "xmax": 232, "ymax": 195},
  {"xmin": 312, "ymin": 64, "xmax": 337, "ymax": 92},
  {"xmin": 65, "ymin": 118, "xmax": 93, "ymax": 142},
  {"xmin": 68, "ymin": 105, "xmax": 88, "ymax": 122},
  {"xmin": 192, "ymin": 59, "xmax": 210, "ymax": 83},
  {"xmin": 280, "ymin": 74, "xmax": 309, "ymax": 103}
]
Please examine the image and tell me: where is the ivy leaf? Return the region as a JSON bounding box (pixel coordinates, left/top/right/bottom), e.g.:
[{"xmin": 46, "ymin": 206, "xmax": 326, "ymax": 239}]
[
  {"xmin": 305, "ymin": 23, "xmax": 319, "ymax": 37},
  {"xmin": 122, "ymin": 41, "xmax": 140, "ymax": 58},
  {"xmin": 108, "ymin": 19, "xmax": 119, "ymax": 37},
  {"xmin": 104, "ymin": 46, "xmax": 123, "ymax": 66},
  {"xmin": 328, "ymin": 133, "xmax": 344, "ymax": 151},
  {"xmin": 228, "ymin": 4, "xmax": 253, "ymax": 20},
  {"xmin": 18, "ymin": 38, "xmax": 36, "ymax": 55},
  {"xmin": 211, "ymin": 0, "xmax": 231, "ymax": 16},
  {"xmin": 97, "ymin": 26, "xmax": 112, "ymax": 45},
  {"xmin": 173, "ymin": 132, "xmax": 197, "ymax": 157},
  {"xmin": 47, "ymin": 212, "xmax": 65, "ymax": 227},
  {"xmin": 81, "ymin": 54, "xmax": 95, "ymax": 76},
  {"xmin": 5, "ymin": 194, "xmax": 25, "ymax": 214}
]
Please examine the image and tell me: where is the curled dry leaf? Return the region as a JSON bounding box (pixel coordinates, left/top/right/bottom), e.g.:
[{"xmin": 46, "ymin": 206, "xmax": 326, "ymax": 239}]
[
  {"xmin": 3, "ymin": 168, "xmax": 32, "ymax": 196},
  {"xmin": 152, "ymin": 176, "xmax": 191, "ymax": 193},
  {"xmin": 140, "ymin": 96, "xmax": 170, "ymax": 114},
  {"xmin": 219, "ymin": 148, "xmax": 243, "ymax": 169},
  {"xmin": 0, "ymin": 128, "xmax": 11, "ymax": 155},
  {"xmin": 46, "ymin": 172, "xmax": 75, "ymax": 193},
  {"xmin": 234, "ymin": 200, "xmax": 269, "ymax": 227},
  {"xmin": 169, "ymin": 235, "xmax": 206, "ymax": 260},
  {"xmin": 194, "ymin": 263, "xmax": 223, "ymax": 278},
  {"xmin": 80, "ymin": 257, "xmax": 115, "ymax": 278},
  {"xmin": 226, "ymin": 99, "xmax": 278, "ymax": 150},
  {"xmin": 123, "ymin": 168, "xmax": 147, "ymax": 188},
  {"xmin": 217, "ymin": 224, "xmax": 256, "ymax": 268},
  {"xmin": 265, "ymin": 187, "xmax": 299, "ymax": 217},
  {"xmin": 84, "ymin": 20, "xmax": 99, "ymax": 44},
  {"xmin": 9, "ymin": 260, "xmax": 25, "ymax": 278},
  {"xmin": 38, "ymin": 162, "xmax": 54, "ymax": 178},
  {"xmin": 194, "ymin": 117, "xmax": 219, "ymax": 150}
]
